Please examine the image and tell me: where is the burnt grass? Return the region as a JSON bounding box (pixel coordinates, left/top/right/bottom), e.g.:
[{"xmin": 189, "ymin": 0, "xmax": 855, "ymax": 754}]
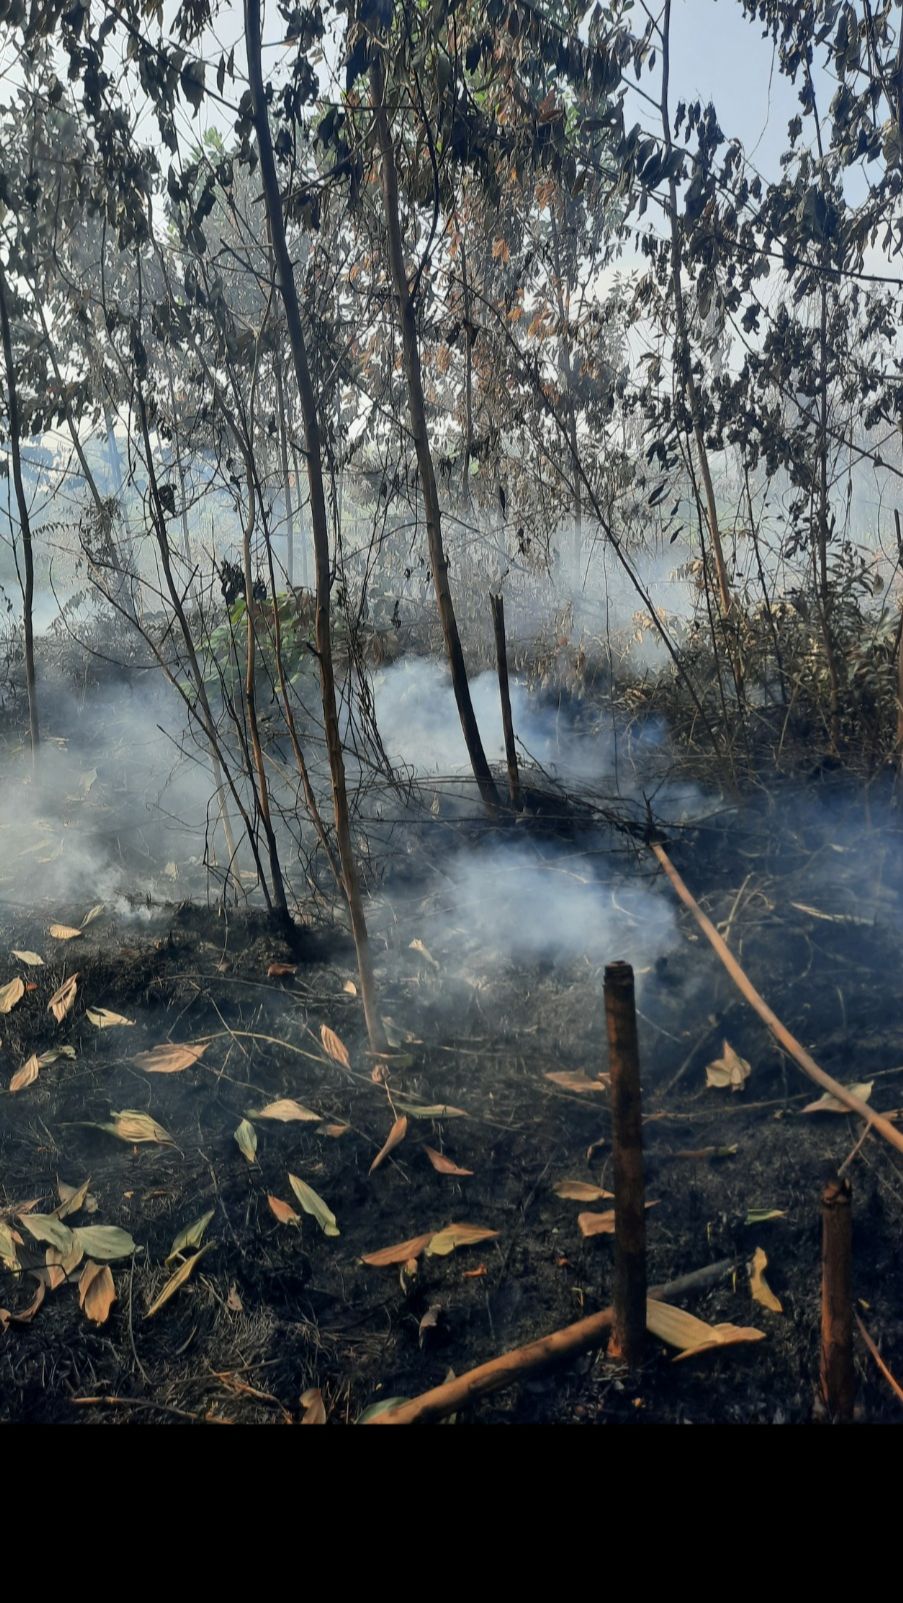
[{"xmin": 2, "ymin": 775, "xmax": 903, "ymax": 1425}]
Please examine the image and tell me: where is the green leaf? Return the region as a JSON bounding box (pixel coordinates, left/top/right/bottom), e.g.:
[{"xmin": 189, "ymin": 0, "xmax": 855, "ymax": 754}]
[
  {"xmin": 358, "ymin": 1396, "xmax": 409, "ymax": 1423},
  {"xmin": 288, "ymin": 1174, "xmax": 339, "ymax": 1237},
  {"xmin": 166, "ymin": 1208, "xmax": 215, "ymax": 1263},
  {"xmin": 744, "ymin": 1208, "xmax": 787, "ymax": 1225},
  {"xmin": 71, "ymin": 1226, "xmax": 137, "ymax": 1261},
  {"xmin": 18, "ymin": 1214, "xmax": 75, "ymax": 1253}
]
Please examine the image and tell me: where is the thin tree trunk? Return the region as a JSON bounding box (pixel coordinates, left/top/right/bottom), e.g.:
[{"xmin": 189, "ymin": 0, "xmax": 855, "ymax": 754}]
[
  {"xmin": 275, "ymin": 359, "xmax": 295, "ymax": 587},
  {"xmin": 245, "ymin": 0, "xmax": 386, "ymax": 1052},
  {"xmin": 0, "ymin": 260, "xmax": 39, "ymax": 753},
  {"xmin": 369, "ymin": 48, "xmax": 499, "ymax": 813},
  {"xmin": 490, "ymin": 592, "xmax": 520, "ymax": 807}
]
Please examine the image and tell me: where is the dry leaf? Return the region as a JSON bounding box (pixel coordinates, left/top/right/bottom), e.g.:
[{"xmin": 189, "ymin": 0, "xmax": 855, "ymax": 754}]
[
  {"xmin": 49, "ymin": 924, "xmax": 82, "ymax": 941},
  {"xmin": 409, "ymin": 938, "xmax": 439, "ymax": 970},
  {"xmin": 749, "ymin": 1247, "xmax": 783, "ymax": 1314},
  {"xmin": 288, "ymin": 1174, "xmax": 339, "ymax": 1237},
  {"xmin": 320, "ymin": 1123, "xmax": 350, "ymax": 1138},
  {"xmin": 81, "ymin": 904, "xmax": 105, "ymax": 928},
  {"xmin": 10, "ymin": 1054, "xmax": 40, "ymax": 1094},
  {"xmin": 554, "ymin": 1180, "xmax": 614, "ymax": 1202},
  {"xmin": 342, "ymin": 980, "xmax": 357, "ymax": 996},
  {"xmin": 104, "ymin": 1109, "xmax": 174, "ymax": 1145},
  {"xmin": 45, "ymin": 1238, "xmax": 84, "ymax": 1277},
  {"xmin": 268, "ymin": 1195, "xmax": 301, "ymax": 1227},
  {"xmin": 3, "ymin": 1278, "xmax": 45, "ymax": 1324},
  {"xmin": 361, "ymin": 1232, "xmax": 435, "ymax": 1267},
  {"xmin": 86, "ymin": 1007, "xmax": 135, "ymax": 1029},
  {"xmin": 227, "ymin": 1284, "xmax": 243, "ymax": 1312},
  {"xmin": 267, "ymin": 962, "xmax": 297, "ymax": 977},
  {"xmin": 802, "ymin": 1083, "xmax": 873, "ymax": 1114},
  {"xmin": 579, "ymin": 1202, "xmax": 659, "ymax": 1238},
  {"xmin": 395, "ymin": 1100, "xmax": 468, "ymax": 1119},
  {"xmin": 0, "ymin": 976, "xmax": 25, "ymax": 1014},
  {"xmin": 646, "ymin": 1298, "xmax": 766, "ymax": 1360},
  {"xmin": 419, "ymin": 1304, "xmax": 441, "ymax": 1346},
  {"xmin": 369, "ymin": 1115, "xmax": 408, "ymax": 1174},
  {"xmin": 426, "ymin": 1223, "xmax": 499, "ymax": 1257},
  {"xmin": 545, "ymin": 1070, "xmax": 610, "ymax": 1095},
  {"xmin": 424, "ymin": 1146, "xmax": 474, "ymax": 1177},
  {"xmin": 745, "ymin": 1208, "xmax": 787, "ymax": 1224},
  {"xmin": 463, "ymin": 1264, "xmax": 487, "ymax": 1279},
  {"xmin": 133, "ymin": 1042, "xmax": 207, "ymax": 1073},
  {"xmin": 79, "ymin": 1261, "xmax": 116, "ymax": 1324},
  {"xmin": 48, "ymin": 973, "xmax": 78, "ymax": 1023},
  {"xmin": 300, "ymin": 1387, "xmax": 327, "ymax": 1425},
  {"xmin": 166, "ymin": 1209, "xmax": 215, "ymax": 1262},
  {"xmin": 249, "ymin": 1098, "xmax": 320, "ymax": 1123},
  {"xmin": 55, "ymin": 1178, "xmax": 95, "ymax": 1219},
  {"xmin": 234, "ymin": 1119, "xmax": 258, "ymax": 1163},
  {"xmin": 146, "ymin": 1243, "xmax": 214, "ymax": 1318},
  {"xmin": 320, "ymin": 1024, "xmax": 350, "ymax": 1068},
  {"xmin": 11, "ymin": 950, "xmax": 43, "ymax": 966},
  {"xmin": 705, "ymin": 1041, "xmax": 751, "ymax": 1092}
]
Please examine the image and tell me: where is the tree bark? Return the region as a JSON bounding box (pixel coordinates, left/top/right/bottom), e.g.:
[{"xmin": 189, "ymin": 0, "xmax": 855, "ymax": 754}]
[
  {"xmin": 245, "ymin": 0, "xmax": 386, "ymax": 1052},
  {"xmin": 369, "ymin": 47, "xmax": 499, "ymax": 813},
  {"xmin": 0, "ymin": 259, "xmax": 39, "ymax": 753}
]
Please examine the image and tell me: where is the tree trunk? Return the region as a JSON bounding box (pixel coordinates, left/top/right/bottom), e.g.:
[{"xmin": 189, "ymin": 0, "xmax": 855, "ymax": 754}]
[
  {"xmin": 369, "ymin": 49, "xmax": 499, "ymax": 813},
  {"xmin": 245, "ymin": 0, "xmax": 386, "ymax": 1052},
  {"xmin": 0, "ymin": 260, "xmax": 39, "ymax": 754},
  {"xmin": 275, "ymin": 359, "xmax": 295, "ymax": 587}
]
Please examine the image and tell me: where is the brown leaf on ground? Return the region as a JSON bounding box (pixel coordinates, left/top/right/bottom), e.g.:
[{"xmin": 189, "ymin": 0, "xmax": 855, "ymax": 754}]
[
  {"xmin": 554, "ymin": 1180, "xmax": 614, "ymax": 1202},
  {"xmin": 146, "ymin": 1243, "xmax": 214, "ymax": 1318},
  {"xmin": 463, "ymin": 1264, "xmax": 487, "ymax": 1279},
  {"xmin": 48, "ymin": 973, "xmax": 78, "ymax": 1023},
  {"xmin": 133, "ymin": 1042, "xmax": 208, "ymax": 1074},
  {"xmin": 267, "ymin": 962, "xmax": 297, "ymax": 977},
  {"xmin": 300, "ymin": 1388, "xmax": 327, "ymax": 1425},
  {"xmin": 749, "ymin": 1247, "xmax": 783, "ymax": 1313},
  {"xmin": 267, "ymin": 1195, "xmax": 301, "ymax": 1227},
  {"xmin": 705, "ymin": 1041, "xmax": 751, "ymax": 1092},
  {"xmin": 369, "ymin": 1115, "xmax": 408, "ymax": 1174},
  {"xmin": 49, "ymin": 925, "xmax": 82, "ymax": 941},
  {"xmin": 646, "ymin": 1298, "xmax": 766, "ymax": 1360},
  {"xmin": 320, "ymin": 1024, "xmax": 350, "ymax": 1068},
  {"xmin": 424, "ymin": 1146, "xmax": 474, "ymax": 1177},
  {"xmin": 10, "ymin": 1054, "xmax": 41, "ymax": 1094},
  {"xmin": 11, "ymin": 950, "xmax": 43, "ymax": 966},
  {"xmin": 802, "ymin": 1082, "xmax": 873, "ymax": 1114},
  {"xmin": 250, "ymin": 1098, "xmax": 320, "ymax": 1123},
  {"xmin": 579, "ymin": 1202, "xmax": 659, "ymax": 1238},
  {"xmin": 545, "ymin": 1070, "xmax": 610, "ymax": 1095},
  {"xmin": 361, "ymin": 1232, "xmax": 435, "ymax": 1267},
  {"xmin": 426, "ymin": 1223, "xmax": 499, "ymax": 1257},
  {"xmin": 79, "ymin": 1261, "xmax": 116, "ymax": 1324},
  {"xmin": 0, "ymin": 977, "xmax": 26, "ymax": 1014}
]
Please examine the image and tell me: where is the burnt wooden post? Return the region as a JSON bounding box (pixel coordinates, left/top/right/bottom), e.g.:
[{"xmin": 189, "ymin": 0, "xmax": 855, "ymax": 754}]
[
  {"xmin": 820, "ymin": 1174, "xmax": 855, "ymax": 1421},
  {"xmin": 490, "ymin": 592, "xmax": 521, "ymax": 809},
  {"xmin": 605, "ymin": 961, "xmax": 647, "ymax": 1366}
]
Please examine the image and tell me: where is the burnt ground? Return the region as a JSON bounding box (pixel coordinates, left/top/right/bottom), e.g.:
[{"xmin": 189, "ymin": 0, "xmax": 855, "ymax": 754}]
[{"xmin": 2, "ymin": 774, "xmax": 903, "ymax": 1424}]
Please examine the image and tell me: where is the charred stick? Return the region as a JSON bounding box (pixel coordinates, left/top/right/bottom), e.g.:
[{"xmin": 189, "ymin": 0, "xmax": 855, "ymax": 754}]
[
  {"xmin": 490, "ymin": 592, "xmax": 521, "ymax": 808},
  {"xmin": 364, "ymin": 1257, "xmax": 737, "ymax": 1425},
  {"xmin": 820, "ymin": 1175, "xmax": 855, "ymax": 1422},
  {"xmin": 605, "ymin": 961, "xmax": 647, "ymax": 1367}
]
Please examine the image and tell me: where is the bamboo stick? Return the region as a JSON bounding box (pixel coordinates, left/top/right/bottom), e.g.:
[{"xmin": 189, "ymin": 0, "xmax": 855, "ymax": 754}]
[
  {"xmin": 650, "ymin": 841, "xmax": 903, "ymax": 1156},
  {"xmin": 605, "ymin": 962, "xmax": 647, "ymax": 1366},
  {"xmin": 363, "ymin": 1257, "xmax": 737, "ymax": 1425},
  {"xmin": 820, "ymin": 1176, "xmax": 855, "ymax": 1421}
]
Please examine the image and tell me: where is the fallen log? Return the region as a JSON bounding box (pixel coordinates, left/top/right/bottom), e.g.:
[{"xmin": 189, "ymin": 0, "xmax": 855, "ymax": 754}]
[
  {"xmin": 649, "ymin": 841, "xmax": 903, "ymax": 1158},
  {"xmin": 363, "ymin": 1256, "xmax": 737, "ymax": 1425}
]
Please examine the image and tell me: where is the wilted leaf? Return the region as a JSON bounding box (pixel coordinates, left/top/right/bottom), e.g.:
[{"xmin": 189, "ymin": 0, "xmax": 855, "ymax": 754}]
[
  {"xmin": 361, "ymin": 1232, "xmax": 434, "ymax": 1267},
  {"xmin": 12, "ymin": 950, "xmax": 43, "ymax": 966},
  {"xmin": 802, "ymin": 1083, "xmax": 873, "ymax": 1115},
  {"xmin": 103, "ymin": 1109, "xmax": 174, "ymax": 1145},
  {"xmin": 369, "ymin": 1115, "xmax": 408, "ymax": 1174},
  {"xmin": 18, "ymin": 1214, "xmax": 75, "ymax": 1253},
  {"xmin": 419, "ymin": 1304, "xmax": 441, "ymax": 1346},
  {"xmin": 358, "ymin": 1396, "xmax": 409, "ymax": 1422},
  {"xmin": 133, "ymin": 1041, "xmax": 207, "ymax": 1073},
  {"xmin": 320, "ymin": 1123, "xmax": 350, "ymax": 1138},
  {"xmin": 424, "ymin": 1146, "xmax": 473, "ymax": 1177},
  {"xmin": 49, "ymin": 924, "xmax": 82, "ymax": 941},
  {"xmin": 745, "ymin": 1208, "xmax": 787, "ymax": 1225},
  {"xmin": 46, "ymin": 1238, "xmax": 84, "ymax": 1277},
  {"xmin": 463, "ymin": 1264, "xmax": 487, "ymax": 1279},
  {"xmin": 0, "ymin": 976, "xmax": 25, "ymax": 1014},
  {"xmin": 395, "ymin": 1101, "xmax": 468, "ymax": 1119},
  {"xmin": 146, "ymin": 1243, "xmax": 214, "ymax": 1318},
  {"xmin": 3, "ymin": 1278, "xmax": 45, "ymax": 1324},
  {"xmin": 248, "ymin": 1098, "xmax": 320, "ymax": 1123},
  {"xmin": 0, "ymin": 1220, "xmax": 21, "ymax": 1269},
  {"xmin": 342, "ymin": 980, "xmax": 357, "ymax": 996},
  {"xmin": 579, "ymin": 1201, "xmax": 658, "ymax": 1238},
  {"xmin": 71, "ymin": 1226, "xmax": 136, "ymax": 1261},
  {"xmin": 554, "ymin": 1180, "xmax": 614, "ymax": 1202},
  {"xmin": 267, "ymin": 962, "xmax": 297, "ymax": 977},
  {"xmin": 10, "ymin": 1054, "xmax": 40, "ymax": 1093},
  {"xmin": 86, "ymin": 1007, "xmax": 135, "ymax": 1029},
  {"xmin": 268, "ymin": 1195, "xmax": 301, "ymax": 1227},
  {"xmin": 227, "ymin": 1284, "xmax": 243, "ymax": 1312},
  {"xmin": 55, "ymin": 1177, "xmax": 94, "ymax": 1220},
  {"xmin": 749, "ymin": 1247, "xmax": 782, "ymax": 1314},
  {"xmin": 166, "ymin": 1209, "xmax": 215, "ymax": 1262},
  {"xmin": 300, "ymin": 1387, "xmax": 327, "ymax": 1425},
  {"xmin": 79, "ymin": 1261, "xmax": 116, "ymax": 1324},
  {"xmin": 81, "ymin": 904, "xmax": 105, "ymax": 928},
  {"xmin": 647, "ymin": 1298, "xmax": 766, "ymax": 1360},
  {"xmin": 234, "ymin": 1119, "xmax": 258, "ymax": 1164},
  {"xmin": 545, "ymin": 1070, "xmax": 610, "ymax": 1095},
  {"xmin": 320, "ymin": 1024, "xmax": 350, "ymax": 1068},
  {"xmin": 409, "ymin": 937, "xmax": 439, "ymax": 969},
  {"xmin": 288, "ymin": 1174, "xmax": 340, "ymax": 1237},
  {"xmin": 48, "ymin": 973, "xmax": 78, "ymax": 1023},
  {"xmin": 426, "ymin": 1223, "xmax": 499, "ymax": 1257},
  {"xmin": 705, "ymin": 1041, "xmax": 751, "ymax": 1092}
]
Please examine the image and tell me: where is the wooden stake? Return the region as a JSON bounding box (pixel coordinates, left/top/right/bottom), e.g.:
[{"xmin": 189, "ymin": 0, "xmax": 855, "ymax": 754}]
[
  {"xmin": 820, "ymin": 1175, "xmax": 855, "ymax": 1422},
  {"xmin": 605, "ymin": 961, "xmax": 647, "ymax": 1366},
  {"xmin": 364, "ymin": 1257, "xmax": 737, "ymax": 1425},
  {"xmin": 490, "ymin": 592, "xmax": 521, "ymax": 808}
]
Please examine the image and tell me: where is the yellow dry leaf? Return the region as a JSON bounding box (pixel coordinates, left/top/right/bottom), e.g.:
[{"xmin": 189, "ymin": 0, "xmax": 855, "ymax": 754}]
[
  {"xmin": 49, "ymin": 924, "xmax": 82, "ymax": 941},
  {"xmin": 361, "ymin": 1232, "xmax": 435, "ymax": 1268},
  {"xmin": 705, "ymin": 1040, "xmax": 751, "ymax": 1092},
  {"xmin": 10, "ymin": 1054, "xmax": 40, "ymax": 1094},
  {"xmin": 79, "ymin": 1261, "xmax": 116, "ymax": 1324},
  {"xmin": 320, "ymin": 1024, "xmax": 350, "ymax": 1068},
  {"xmin": 545, "ymin": 1070, "xmax": 610, "ymax": 1095},
  {"xmin": 0, "ymin": 977, "xmax": 25, "ymax": 1014},
  {"xmin": 11, "ymin": 950, "xmax": 44, "ymax": 966},
  {"xmin": 248, "ymin": 1098, "xmax": 320, "ymax": 1123},
  {"xmin": 554, "ymin": 1180, "xmax": 614, "ymax": 1202},
  {"xmin": 425, "ymin": 1223, "xmax": 499, "ymax": 1257},
  {"xmin": 369, "ymin": 1115, "xmax": 408, "ymax": 1175},
  {"xmin": 802, "ymin": 1083, "xmax": 873, "ymax": 1114},
  {"xmin": 342, "ymin": 980, "xmax": 357, "ymax": 996},
  {"xmin": 146, "ymin": 1243, "xmax": 214, "ymax": 1318},
  {"xmin": 47, "ymin": 973, "xmax": 78, "ymax": 1023},
  {"xmin": 133, "ymin": 1042, "xmax": 207, "ymax": 1073},
  {"xmin": 300, "ymin": 1387, "xmax": 327, "ymax": 1425},
  {"xmin": 647, "ymin": 1298, "xmax": 766, "ymax": 1359},
  {"xmin": 86, "ymin": 1007, "xmax": 135, "ymax": 1029},
  {"xmin": 749, "ymin": 1246, "xmax": 783, "ymax": 1313},
  {"xmin": 409, "ymin": 938, "xmax": 439, "ymax": 970}
]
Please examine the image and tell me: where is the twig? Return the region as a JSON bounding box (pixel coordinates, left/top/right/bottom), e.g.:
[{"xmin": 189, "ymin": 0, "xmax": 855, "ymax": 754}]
[
  {"xmin": 650, "ymin": 841, "xmax": 903, "ymax": 1157},
  {"xmin": 855, "ymin": 1312, "xmax": 903, "ymax": 1409}
]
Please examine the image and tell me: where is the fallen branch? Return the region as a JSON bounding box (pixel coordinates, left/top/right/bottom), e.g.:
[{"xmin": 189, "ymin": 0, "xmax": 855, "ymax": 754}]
[
  {"xmin": 650, "ymin": 842, "xmax": 903, "ymax": 1158},
  {"xmin": 364, "ymin": 1257, "xmax": 737, "ymax": 1425}
]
